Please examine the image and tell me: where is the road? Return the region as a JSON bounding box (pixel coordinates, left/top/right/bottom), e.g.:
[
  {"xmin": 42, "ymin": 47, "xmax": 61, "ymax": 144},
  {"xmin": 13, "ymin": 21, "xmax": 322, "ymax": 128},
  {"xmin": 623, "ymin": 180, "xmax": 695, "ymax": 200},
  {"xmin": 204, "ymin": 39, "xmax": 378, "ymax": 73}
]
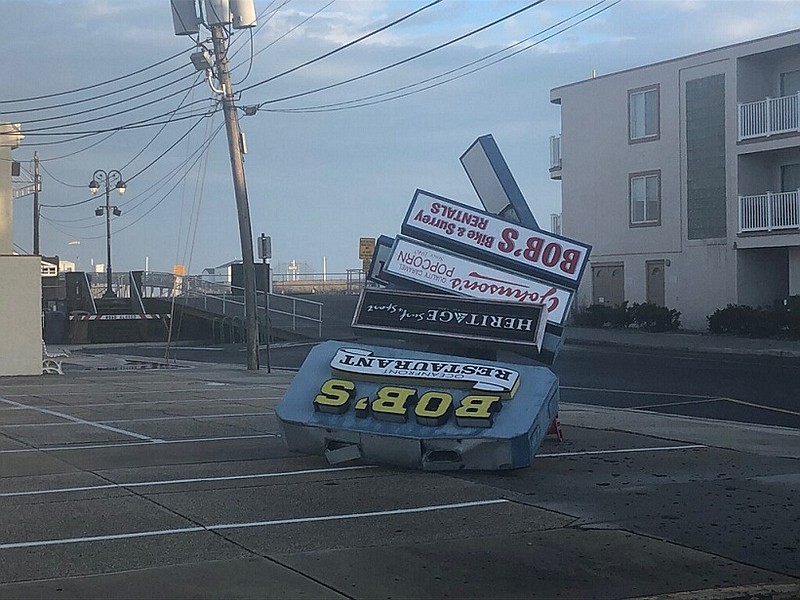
[{"xmin": 79, "ymin": 340, "xmax": 800, "ymax": 430}]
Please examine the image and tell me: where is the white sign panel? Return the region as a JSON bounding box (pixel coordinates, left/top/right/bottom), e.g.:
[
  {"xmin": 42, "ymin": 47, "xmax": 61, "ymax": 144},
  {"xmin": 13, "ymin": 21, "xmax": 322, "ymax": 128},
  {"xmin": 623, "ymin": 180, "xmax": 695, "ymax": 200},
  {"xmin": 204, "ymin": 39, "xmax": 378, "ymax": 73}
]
[
  {"xmin": 330, "ymin": 347, "xmax": 520, "ymax": 394},
  {"xmin": 402, "ymin": 190, "xmax": 590, "ymax": 286},
  {"xmin": 385, "ymin": 236, "xmax": 573, "ymax": 326}
]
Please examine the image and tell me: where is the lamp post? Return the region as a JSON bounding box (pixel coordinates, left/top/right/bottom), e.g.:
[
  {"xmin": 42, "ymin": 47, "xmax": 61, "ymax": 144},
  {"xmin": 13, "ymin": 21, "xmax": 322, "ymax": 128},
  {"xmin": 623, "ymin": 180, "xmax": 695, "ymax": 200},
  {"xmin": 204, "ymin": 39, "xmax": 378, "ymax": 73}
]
[{"xmin": 89, "ymin": 169, "xmax": 125, "ymax": 298}]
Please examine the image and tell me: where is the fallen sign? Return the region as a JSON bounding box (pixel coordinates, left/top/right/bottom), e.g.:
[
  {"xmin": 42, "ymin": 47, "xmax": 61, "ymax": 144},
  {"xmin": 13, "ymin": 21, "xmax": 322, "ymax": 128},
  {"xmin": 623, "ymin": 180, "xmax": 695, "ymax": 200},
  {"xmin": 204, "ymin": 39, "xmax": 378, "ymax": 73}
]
[
  {"xmin": 276, "ymin": 341, "xmax": 559, "ymax": 471},
  {"xmin": 352, "ymin": 287, "xmax": 547, "ymax": 353}
]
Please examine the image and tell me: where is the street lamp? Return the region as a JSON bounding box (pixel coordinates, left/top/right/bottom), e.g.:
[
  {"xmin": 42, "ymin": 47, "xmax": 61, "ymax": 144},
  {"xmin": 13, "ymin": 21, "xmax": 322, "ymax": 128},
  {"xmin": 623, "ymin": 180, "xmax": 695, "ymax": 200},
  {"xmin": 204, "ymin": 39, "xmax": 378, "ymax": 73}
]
[{"xmin": 89, "ymin": 169, "xmax": 126, "ymax": 298}]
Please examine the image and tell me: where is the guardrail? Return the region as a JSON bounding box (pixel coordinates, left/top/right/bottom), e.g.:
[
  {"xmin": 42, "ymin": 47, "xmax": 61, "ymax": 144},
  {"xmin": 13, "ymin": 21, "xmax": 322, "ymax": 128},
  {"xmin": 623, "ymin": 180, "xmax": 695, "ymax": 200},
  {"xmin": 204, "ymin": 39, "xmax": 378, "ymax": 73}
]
[
  {"xmin": 738, "ymin": 93, "xmax": 800, "ymax": 140},
  {"xmin": 739, "ymin": 190, "xmax": 800, "ymax": 232},
  {"xmin": 139, "ymin": 272, "xmax": 323, "ymax": 338}
]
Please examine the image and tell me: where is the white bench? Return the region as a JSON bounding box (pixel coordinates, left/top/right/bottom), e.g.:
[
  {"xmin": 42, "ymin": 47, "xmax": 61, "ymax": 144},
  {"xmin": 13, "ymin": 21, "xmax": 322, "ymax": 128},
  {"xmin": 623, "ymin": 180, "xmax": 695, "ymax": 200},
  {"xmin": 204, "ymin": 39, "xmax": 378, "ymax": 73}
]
[{"xmin": 42, "ymin": 343, "xmax": 69, "ymax": 376}]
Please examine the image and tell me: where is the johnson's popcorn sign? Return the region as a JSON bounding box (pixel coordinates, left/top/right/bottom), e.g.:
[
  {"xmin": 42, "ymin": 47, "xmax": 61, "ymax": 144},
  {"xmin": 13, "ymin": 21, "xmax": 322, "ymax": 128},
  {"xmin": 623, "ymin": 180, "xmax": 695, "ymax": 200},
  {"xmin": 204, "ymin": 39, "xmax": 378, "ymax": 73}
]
[{"xmin": 384, "ymin": 236, "xmax": 574, "ymax": 326}]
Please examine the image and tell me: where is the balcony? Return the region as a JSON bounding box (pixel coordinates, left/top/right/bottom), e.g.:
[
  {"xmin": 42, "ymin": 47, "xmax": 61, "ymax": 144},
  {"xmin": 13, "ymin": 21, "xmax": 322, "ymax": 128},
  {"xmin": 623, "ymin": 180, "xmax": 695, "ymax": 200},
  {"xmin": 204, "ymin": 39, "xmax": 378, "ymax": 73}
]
[
  {"xmin": 738, "ymin": 190, "xmax": 800, "ymax": 233},
  {"xmin": 738, "ymin": 93, "xmax": 800, "ymax": 141},
  {"xmin": 549, "ymin": 135, "xmax": 561, "ymax": 179}
]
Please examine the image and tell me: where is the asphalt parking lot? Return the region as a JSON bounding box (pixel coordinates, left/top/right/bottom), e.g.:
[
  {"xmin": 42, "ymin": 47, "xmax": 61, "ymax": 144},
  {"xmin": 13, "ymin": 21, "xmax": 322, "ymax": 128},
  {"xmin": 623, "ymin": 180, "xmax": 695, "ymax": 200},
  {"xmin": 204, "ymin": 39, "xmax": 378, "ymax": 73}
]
[{"xmin": 0, "ymin": 359, "xmax": 798, "ymax": 599}]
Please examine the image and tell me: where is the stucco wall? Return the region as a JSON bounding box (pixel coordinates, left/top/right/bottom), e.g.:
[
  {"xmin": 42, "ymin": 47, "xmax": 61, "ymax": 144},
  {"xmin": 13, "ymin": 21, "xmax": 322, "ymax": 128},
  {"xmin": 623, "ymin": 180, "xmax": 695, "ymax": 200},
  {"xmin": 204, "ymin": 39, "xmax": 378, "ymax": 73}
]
[{"xmin": 0, "ymin": 255, "xmax": 42, "ymax": 376}]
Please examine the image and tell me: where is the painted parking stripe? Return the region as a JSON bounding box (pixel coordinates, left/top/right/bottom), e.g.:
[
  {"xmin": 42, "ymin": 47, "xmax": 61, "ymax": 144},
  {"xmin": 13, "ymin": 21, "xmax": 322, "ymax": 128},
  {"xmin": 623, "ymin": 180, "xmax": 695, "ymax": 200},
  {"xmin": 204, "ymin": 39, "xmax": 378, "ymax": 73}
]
[
  {"xmin": 0, "ymin": 499, "xmax": 508, "ymax": 550},
  {"xmin": 562, "ymin": 385, "xmax": 712, "ymax": 399},
  {"xmin": 0, "ymin": 384, "xmax": 281, "ymax": 397},
  {"xmin": 0, "ymin": 397, "xmax": 281, "ymax": 411},
  {"xmin": 537, "ymin": 444, "xmax": 706, "ymax": 458},
  {"xmin": 0, "ymin": 465, "xmax": 378, "ymax": 498},
  {"xmin": 0, "ymin": 397, "xmax": 154, "ymax": 441},
  {"xmin": 0, "ymin": 433, "xmax": 278, "ymax": 454},
  {"xmin": 1, "ymin": 411, "xmax": 275, "ymax": 428}
]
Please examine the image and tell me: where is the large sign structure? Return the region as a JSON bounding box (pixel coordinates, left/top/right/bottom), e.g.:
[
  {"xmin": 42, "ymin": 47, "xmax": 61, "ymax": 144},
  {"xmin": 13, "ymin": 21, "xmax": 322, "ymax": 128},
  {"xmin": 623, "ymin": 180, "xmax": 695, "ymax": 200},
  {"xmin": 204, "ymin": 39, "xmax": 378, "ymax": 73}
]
[
  {"xmin": 277, "ymin": 135, "xmax": 590, "ymax": 470},
  {"xmin": 277, "ymin": 341, "xmax": 558, "ymax": 470}
]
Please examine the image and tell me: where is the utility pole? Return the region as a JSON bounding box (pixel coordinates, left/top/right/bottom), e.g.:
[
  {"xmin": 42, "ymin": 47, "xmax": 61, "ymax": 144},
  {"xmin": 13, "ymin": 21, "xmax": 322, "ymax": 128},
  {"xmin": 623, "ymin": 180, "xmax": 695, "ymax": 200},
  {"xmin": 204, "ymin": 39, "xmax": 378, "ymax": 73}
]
[
  {"xmin": 33, "ymin": 152, "xmax": 40, "ymax": 255},
  {"xmin": 210, "ymin": 24, "xmax": 259, "ymax": 371}
]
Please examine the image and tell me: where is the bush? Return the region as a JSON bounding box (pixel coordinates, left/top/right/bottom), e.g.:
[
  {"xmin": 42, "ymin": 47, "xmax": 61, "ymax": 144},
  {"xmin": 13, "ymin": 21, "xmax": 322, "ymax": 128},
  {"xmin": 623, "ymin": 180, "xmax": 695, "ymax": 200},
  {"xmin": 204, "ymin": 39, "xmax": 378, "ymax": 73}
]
[
  {"xmin": 573, "ymin": 301, "xmax": 632, "ymax": 328},
  {"xmin": 629, "ymin": 302, "xmax": 681, "ymax": 332},
  {"xmin": 706, "ymin": 304, "xmax": 781, "ymax": 338},
  {"xmin": 572, "ymin": 301, "xmax": 680, "ymax": 331}
]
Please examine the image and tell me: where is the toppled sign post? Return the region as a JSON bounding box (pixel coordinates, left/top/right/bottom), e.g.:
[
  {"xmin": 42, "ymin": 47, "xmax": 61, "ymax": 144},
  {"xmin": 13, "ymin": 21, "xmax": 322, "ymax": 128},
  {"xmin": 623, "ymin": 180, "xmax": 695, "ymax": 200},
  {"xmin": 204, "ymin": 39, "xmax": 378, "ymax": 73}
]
[{"xmin": 277, "ymin": 135, "xmax": 591, "ymax": 470}]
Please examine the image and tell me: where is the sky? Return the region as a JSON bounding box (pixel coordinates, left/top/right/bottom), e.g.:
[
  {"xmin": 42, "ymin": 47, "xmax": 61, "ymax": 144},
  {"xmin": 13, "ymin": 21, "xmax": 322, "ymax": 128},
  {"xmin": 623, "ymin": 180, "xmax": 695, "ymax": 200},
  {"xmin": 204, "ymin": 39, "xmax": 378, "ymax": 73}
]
[{"xmin": 5, "ymin": 0, "xmax": 800, "ymax": 277}]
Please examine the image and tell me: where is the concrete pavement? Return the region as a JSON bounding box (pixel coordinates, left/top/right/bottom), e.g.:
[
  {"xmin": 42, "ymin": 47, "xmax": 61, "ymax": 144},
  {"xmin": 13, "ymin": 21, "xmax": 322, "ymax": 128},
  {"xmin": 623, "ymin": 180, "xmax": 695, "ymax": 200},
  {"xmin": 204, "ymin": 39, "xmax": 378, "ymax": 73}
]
[{"xmin": 0, "ymin": 330, "xmax": 797, "ymax": 599}]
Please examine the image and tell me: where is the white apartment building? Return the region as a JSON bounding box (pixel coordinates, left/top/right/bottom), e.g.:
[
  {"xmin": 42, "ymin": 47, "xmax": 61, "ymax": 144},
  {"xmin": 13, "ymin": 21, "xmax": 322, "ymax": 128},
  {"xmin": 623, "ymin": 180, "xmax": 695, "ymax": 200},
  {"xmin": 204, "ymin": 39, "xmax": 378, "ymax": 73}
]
[{"xmin": 550, "ymin": 29, "xmax": 800, "ymax": 330}]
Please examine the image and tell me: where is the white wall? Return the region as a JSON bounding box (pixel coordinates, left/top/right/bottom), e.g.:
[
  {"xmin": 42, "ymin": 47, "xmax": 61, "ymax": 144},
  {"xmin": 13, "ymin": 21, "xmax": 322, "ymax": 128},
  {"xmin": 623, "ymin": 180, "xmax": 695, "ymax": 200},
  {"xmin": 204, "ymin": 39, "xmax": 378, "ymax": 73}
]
[{"xmin": 0, "ymin": 255, "xmax": 42, "ymax": 376}]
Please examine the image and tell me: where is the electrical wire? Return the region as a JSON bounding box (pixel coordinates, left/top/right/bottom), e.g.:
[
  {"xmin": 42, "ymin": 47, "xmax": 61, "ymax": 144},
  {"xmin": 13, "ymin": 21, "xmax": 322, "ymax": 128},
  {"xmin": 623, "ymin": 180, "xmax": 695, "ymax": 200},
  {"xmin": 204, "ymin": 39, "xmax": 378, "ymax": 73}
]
[
  {"xmin": 269, "ymin": 0, "xmax": 619, "ymax": 113},
  {"xmin": 253, "ymin": 0, "xmax": 546, "ymax": 107},
  {"xmin": 39, "ymin": 124, "xmax": 221, "ymax": 232},
  {"xmin": 10, "ymin": 70, "xmax": 198, "ymax": 127},
  {"xmin": 20, "ymin": 104, "xmax": 221, "ymax": 140},
  {"xmin": 236, "ymin": 0, "xmax": 335, "ymax": 70},
  {"xmin": 239, "ymin": 0, "xmax": 444, "ymax": 95},
  {"xmin": 18, "ymin": 82, "xmax": 211, "ymax": 134},
  {"xmin": 0, "ymin": 64, "xmax": 193, "ymax": 117},
  {"xmin": 0, "ymin": 47, "xmax": 191, "ymax": 105}
]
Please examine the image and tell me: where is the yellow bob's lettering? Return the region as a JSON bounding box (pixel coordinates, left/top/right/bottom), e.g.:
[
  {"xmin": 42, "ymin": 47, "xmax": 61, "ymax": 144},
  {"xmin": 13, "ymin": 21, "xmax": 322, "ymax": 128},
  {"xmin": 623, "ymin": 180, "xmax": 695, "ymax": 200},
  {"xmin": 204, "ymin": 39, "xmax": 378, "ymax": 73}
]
[
  {"xmin": 372, "ymin": 386, "xmax": 417, "ymax": 423},
  {"xmin": 455, "ymin": 395, "xmax": 502, "ymax": 427},
  {"xmin": 415, "ymin": 391, "xmax": 453, "ymax": 427},
  {"xmin": 311, "ymin": 378, "xmax": 509, "ymax": 429},
  {"xmin": 314, "ymin": 378, "xmax": 355, "ymax": 414}
]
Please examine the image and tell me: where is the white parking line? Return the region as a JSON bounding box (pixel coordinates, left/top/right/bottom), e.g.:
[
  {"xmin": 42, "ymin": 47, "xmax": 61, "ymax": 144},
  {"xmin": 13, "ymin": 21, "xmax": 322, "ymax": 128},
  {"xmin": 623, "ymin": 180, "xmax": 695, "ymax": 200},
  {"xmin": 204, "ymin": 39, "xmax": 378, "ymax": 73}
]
[
  {"xmin": 1, "ymin": 411, "xmax": 275, "ymax": 428},
  {"xmin": 0, "ymin": 397, "xmax": 155, "ymax": 441},
  {"xmin": 0, "ymin": 465, "xmax": 378, "ymax": 498},
  {"xmin": 562, "ymin": 385, "xmax": 712, "ymax": 399},
  {"xmin": 537, "ymin": 444, "xmax": 706, "ymax": 458},
  {"xmin": 0, "ymin": 433, "xmax": 278, "ymax": 454},
  {"xmin": 0, "ymin": 397, "xmax": 280, "ymax": 411},
  {"xmin": 0, "ymin": 385, "xmax": 280, "ymax": 398},
  {"xmin": 0, "ymin": 499, "xmax": 509, "ymax": 550}
]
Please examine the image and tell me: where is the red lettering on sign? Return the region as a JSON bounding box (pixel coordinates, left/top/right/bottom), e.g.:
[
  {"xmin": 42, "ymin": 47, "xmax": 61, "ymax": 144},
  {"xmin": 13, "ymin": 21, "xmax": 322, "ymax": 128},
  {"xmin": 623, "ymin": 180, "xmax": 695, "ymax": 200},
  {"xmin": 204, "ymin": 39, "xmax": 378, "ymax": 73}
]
[{"xmin": 560, "ymin": 249, "xmax": 579, "ymax": 275}]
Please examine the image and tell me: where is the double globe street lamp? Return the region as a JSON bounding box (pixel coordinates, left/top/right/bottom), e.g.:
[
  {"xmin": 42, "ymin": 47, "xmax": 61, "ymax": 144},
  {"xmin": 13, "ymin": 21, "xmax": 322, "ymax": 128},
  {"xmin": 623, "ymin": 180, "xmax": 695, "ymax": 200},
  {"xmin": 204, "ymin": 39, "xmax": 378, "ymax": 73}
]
[{"xmin": 89, "ymin": 169, "xmax": 126, "ymax": 298}]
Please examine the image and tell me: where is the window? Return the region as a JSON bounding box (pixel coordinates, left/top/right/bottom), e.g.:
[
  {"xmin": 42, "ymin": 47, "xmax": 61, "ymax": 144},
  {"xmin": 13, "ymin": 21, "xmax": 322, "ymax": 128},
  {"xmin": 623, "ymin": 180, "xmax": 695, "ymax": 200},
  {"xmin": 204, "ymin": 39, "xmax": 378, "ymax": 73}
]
[
  {"xmin": 630, "ymin": 171, "xmax": 660, "ymax": 226},
  {"xmin": 629, "ymin": 85, "xmax": 659, "ymax": 142},
  {"xmin": 780, "ymin": 70, "xmax": 800, "ymax": 96},
  {"xmin": 781, "ymin": 164, "xmax": 800, "ymax": 192}
]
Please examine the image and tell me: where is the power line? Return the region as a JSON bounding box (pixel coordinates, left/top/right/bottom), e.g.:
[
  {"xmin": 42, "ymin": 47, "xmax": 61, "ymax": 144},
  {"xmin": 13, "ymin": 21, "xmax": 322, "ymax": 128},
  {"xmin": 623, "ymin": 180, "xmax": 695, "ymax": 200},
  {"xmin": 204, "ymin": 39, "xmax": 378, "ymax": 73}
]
[
  {"xmin": 254, "ymin": 0, "xmax": 546, "ymax": 107},
  {"xmin": 0, "ymin": 63, "xmax": 193, "ymax": 117},
  {"xmin": 239, "ymin": 0, "xmax": 444, "ymax": 95},
  {"xmin": 269, "ymin": 0, "xmax": 618, "ymax": 114},
  {"xmin": 18, "ymin": 82, "xmax": 211, "ymax": 135},
  {"xmin": 9, "ymin": 70, "xmax": 198, "ymax": 127},
  {"xmin": 0, "ymin": 47, "xmax": 191, "ymax": 106}
]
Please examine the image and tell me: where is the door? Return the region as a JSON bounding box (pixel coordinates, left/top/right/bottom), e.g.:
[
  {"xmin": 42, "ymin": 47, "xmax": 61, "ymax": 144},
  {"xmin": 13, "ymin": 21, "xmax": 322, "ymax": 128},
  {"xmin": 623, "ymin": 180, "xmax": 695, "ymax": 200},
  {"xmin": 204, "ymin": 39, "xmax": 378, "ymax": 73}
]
[
  {"xmin": 592, "ymin": 263, "xmax": 625, "ymax": 307},
  {"xmin": 646, "ymin": 260, "xmax": 666, "ymax": 306},
  {"xmin": 780, "ymin": 163, "xmax": 800, "ymax": 193}
]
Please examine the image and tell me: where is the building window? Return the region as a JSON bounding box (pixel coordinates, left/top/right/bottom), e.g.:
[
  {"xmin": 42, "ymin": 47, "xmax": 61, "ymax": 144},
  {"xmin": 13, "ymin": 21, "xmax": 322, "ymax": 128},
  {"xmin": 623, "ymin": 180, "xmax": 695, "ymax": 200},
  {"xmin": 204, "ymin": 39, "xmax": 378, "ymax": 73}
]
[
  {"xmin": 630, "ymin": 171, "xmax": 661, "ymax": 226},
  {"xmin": 629, "ymin": 85, "xmax": 659, "ymax": 142},
  {"xmin": 780, "ymin": 70, "xmax": 800, "ymax": 96}
]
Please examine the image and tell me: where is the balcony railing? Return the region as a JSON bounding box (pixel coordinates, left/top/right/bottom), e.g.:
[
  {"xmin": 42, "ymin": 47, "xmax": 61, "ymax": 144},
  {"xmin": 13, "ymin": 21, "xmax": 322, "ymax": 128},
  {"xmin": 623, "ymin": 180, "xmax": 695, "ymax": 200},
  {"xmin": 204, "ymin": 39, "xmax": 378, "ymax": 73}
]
[
  {"xmin": 738, "ymin": 190, "xmax": 800, "ymax": 232},
  {"xmin": 549, "ymin": 135, "xmax": 561, "ymax": 170},
  {"xmin": 738, "ymin": 93, "xmax": 800, "ymax": 140}
]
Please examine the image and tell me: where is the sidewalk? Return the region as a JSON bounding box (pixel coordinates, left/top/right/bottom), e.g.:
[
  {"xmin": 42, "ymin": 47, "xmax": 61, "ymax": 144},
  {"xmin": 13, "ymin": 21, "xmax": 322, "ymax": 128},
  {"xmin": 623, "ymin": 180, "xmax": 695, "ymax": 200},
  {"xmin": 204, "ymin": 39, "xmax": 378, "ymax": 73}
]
[{"xmin": 565, "ymin": 325, "xmax": 800, "ymax": 358}]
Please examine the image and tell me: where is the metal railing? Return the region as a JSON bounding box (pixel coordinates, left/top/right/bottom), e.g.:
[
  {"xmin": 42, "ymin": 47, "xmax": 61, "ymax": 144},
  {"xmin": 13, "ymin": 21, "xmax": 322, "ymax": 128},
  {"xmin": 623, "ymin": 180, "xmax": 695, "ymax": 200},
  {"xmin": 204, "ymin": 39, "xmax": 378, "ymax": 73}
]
[
  {"xmin": 738, "ymin": 93, "xmax": 800, "ymax": 140},
  {"xmin": 549, "ymin": 135, "xmax": 562, "ymax": 170},
  {"xmin": 140, "ymin": 272, "xmax": 323, "ymax": 338},
  {"xmin": 738, "ymin": 190, "xmax": 800, "ymax": 232}
]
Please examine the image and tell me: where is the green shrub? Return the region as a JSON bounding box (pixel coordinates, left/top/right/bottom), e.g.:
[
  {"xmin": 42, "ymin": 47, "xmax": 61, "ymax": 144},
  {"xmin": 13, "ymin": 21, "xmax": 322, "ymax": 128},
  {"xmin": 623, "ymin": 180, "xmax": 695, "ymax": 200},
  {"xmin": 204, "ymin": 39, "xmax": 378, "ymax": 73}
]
[
  {"xmin": 629, "ymin": 302, "xmax": 681, "ymax": 332},
  {"xmin": 706, "ymin": 304, "xmax": 781, "ymax": 338},
  {"xmin": 573, "ymin": 301, "xmax": 680, "ymax": 331}
]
